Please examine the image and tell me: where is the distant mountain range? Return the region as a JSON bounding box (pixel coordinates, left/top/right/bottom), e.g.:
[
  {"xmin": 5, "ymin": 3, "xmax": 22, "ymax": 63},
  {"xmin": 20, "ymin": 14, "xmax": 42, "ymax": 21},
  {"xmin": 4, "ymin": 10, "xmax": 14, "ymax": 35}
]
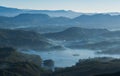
[
  {"xmin": 0, "ymin": 6, "xmax": 82, "ymax": 18},
  {"xmin": 73, "ymin": 14, "xmax": 120, "ymax": 29},
  {"xmin": 1, "ymin": 13, "xmax": 120, "ymax": 31},
  {"xmin": 1, "ymin": 6, "xmax": 120, "ymax": 31},
  {"xmin": 1, "ymin": 6, "xmax": 120, "ymax": 18}
]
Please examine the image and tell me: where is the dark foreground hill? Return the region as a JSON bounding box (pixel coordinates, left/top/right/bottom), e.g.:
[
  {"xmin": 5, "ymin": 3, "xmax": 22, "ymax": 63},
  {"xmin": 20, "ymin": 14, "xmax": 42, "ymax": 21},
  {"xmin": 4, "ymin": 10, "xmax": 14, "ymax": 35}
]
[
  {"xmin": 1, "ymin": 47, "xmax": 120, "ymax": 76},
  {"xmin": 46, "ymin": 58, "xmax": 120, "ymax": 76},
  {"xmin": 0, "ymin": 47, "xmax": 44, "ymax": 76},
  {"xmin": 95, "ymin": 71, "xmax": 120, "ymax": 76},
  {"xmin": 0, "ymin": 47, "xmax": 42, "ymax": 65},
  {"xmin": 0, "ymin": 62, "xmax": 43, "ymax": 76}
]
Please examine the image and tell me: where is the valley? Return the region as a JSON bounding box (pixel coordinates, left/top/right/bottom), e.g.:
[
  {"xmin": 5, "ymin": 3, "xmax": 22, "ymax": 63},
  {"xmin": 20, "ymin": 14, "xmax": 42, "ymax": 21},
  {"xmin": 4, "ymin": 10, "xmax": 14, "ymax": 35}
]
[{"xmin": 0, "ymin": 6, "xmax": 120, "ymax": 76}]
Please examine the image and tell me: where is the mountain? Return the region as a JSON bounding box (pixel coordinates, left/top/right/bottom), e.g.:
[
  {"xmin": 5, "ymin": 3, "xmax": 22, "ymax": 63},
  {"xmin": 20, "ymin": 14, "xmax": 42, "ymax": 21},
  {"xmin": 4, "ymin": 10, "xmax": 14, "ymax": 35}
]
[
  {"xmin": 0, "ymin": 13, "xmax": 74, "ymax": 30},
  {"xmin": 0, "ymin": 6, "xmax": 24, "ymax": 17},
  {"xmin": 0, "ymin": 6, "xmax": 81, "ymax": 18},
  {"xmin": 27, "ymin": 10, "xmax": 81, "ymax": 18},
  {"xmin": 0, "ymin": 29, "xmax": 54, "ymax": 50},
  {"xmin": 0, "ymin": 47, "xmax": 44, "ymax": 76},
  {"xmin": 73, "ymin": 14, "xmax": 120, "ymax": 30},
  {"xmin": 43, "ymin": 27, "xmax": 120, "ymax": 54},
  {"xmin": 13, "ymin": 13, "xmax": 50, "ymax": 26},
  {"xmin": 43, "ymin": 27, "xmax": 109, "ymax": 41},
  {"xmin": 102, "ymin": 31, "xmax": 120, "ymax": 38},
  {"xmin": 13, "ymin": 14, "xmax": 73, "ymax": 26},
  {"xmin": 0, "ymin": 13, "xmax": 49, "ymax": 28},
  {"xmin": 1, "ymin": 12, "xmax": 120, "ymax": 31},
  {"xmin": 0, "ymin": 47, "xmax": 42, "ymax": 65},
  {"xmin": 1, "ymin": 6, "xmax": 120, "ymax": 31}
]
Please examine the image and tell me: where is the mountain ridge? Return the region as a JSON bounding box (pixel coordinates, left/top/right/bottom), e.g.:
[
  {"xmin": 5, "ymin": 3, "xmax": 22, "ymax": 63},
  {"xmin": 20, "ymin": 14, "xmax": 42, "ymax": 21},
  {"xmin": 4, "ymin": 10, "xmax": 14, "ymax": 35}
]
[{"xmin": 0, "ymin": 6, "xmax": 82, "ymax": 18}]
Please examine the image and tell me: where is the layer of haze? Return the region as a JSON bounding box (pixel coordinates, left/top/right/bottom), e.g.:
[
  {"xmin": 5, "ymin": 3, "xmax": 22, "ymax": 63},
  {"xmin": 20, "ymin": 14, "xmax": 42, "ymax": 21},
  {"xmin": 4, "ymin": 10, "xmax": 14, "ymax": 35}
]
[{"xmin": 0, "ymin": 0, "xmax": 120, "ymax": 13}]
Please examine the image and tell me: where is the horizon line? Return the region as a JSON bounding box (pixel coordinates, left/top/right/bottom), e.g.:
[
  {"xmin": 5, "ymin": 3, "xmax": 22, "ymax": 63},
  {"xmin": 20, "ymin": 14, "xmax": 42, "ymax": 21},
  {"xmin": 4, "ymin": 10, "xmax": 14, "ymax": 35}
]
[{"xmin": 1, "ymin": 5, "xmax": 120, "ymax": 13}]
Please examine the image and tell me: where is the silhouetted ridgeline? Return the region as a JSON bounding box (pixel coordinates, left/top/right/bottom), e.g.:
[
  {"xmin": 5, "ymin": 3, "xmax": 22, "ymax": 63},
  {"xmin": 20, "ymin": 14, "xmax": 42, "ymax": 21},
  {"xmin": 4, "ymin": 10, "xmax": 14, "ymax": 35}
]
[
  {"xmin": 1, "ymin": 10, "xmax": 120, "ymax": 30},
  {"xmin": 0, "ymin": 29, "xmax": 63, "ymax": 50},
  {"xmin": 43, "ymin": 27, "xmax": 109, "ymax": 41},
  {"xmin": 0, "ymin": 6, "xmax": 81, "ymax": 18}
]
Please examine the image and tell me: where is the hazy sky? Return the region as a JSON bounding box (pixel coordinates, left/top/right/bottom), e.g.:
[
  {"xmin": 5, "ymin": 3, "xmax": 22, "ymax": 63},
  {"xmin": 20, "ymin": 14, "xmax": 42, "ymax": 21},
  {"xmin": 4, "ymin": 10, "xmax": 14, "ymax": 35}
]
[{"xmin": 0, "ymin": 0, "xmax": 120, "ymax": 13}]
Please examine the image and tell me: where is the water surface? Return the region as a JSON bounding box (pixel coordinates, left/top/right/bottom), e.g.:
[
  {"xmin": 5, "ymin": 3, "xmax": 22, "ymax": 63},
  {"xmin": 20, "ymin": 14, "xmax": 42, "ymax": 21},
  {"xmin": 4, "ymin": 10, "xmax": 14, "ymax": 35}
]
[{"xmin": 22, "ymin": 49, "xmax": 120, "ymax": 67}]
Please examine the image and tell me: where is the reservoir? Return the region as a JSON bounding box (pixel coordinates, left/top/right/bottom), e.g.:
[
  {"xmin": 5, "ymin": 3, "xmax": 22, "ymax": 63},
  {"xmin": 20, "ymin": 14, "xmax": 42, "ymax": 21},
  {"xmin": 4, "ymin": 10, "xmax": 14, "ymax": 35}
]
[{"xmin": 22, "ymin": 49, "xmax": 120, "ymax": 67}]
